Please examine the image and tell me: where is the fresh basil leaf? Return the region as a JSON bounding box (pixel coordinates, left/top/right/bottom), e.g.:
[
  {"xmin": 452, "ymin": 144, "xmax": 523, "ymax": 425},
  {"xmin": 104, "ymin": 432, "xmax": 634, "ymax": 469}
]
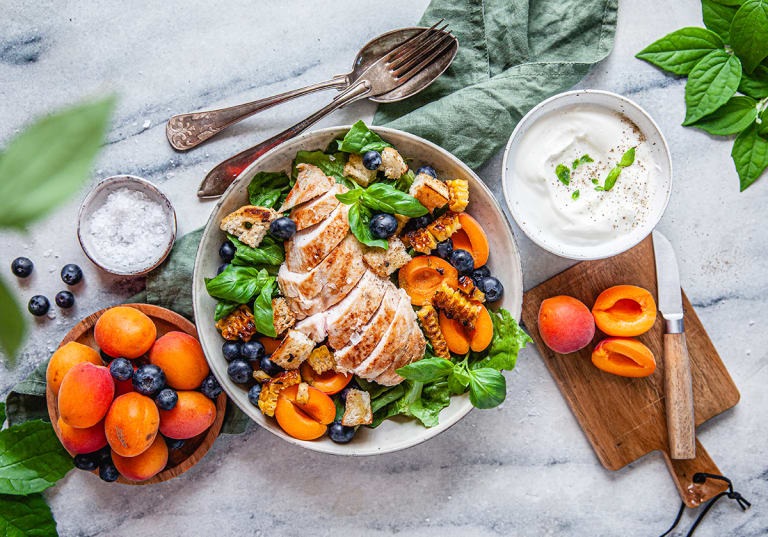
[
  {"xmin": 703, "ymin": 0, "xmax": 740, "ymax": 41},
  {"xmin": 474, "ymin": 309, "xmax": 532, "ymax": 371},
  {"xmin": 204, "ymin": 265, "xmax": 270, "ymax": 303},
  {"xmin": 591, "ymin": 178, "xmax": 599, "ymax": 185},
  {"xmin": 602, "ymin": 167, "xmax": 623, "ymax": 191},
  {"xmin": 691, "ymin": 95, "xmax": 758, "ymax": 135},
  {"xmin": 572, "ymin": 190, "xmax": 580, "ymax": 200},
  {"xmin": 683, "ymin": 49, "xmax": 742, "ymax": 125},
  {"xmin": 395, "ymin": 169, "xmax": 416, "ymax": 192},
  {"xmin": 759, "ymin": 108, "xmax": 768, "ymax": 137},
  {"xmin": 348, "ymin": 203, "xmax": 388, "ymax": 249},
  {"xmin": 447, "ymin": 372, "xmax": 468, "ymax": 395},
  {"xmin": 252, "ymin": 277, "xmax": 277, "ymax": 337},
  {"xmin": 618, "ymin": 147, "xmax": 636, "ymax": 167},
  {"xmin": 712, "ymin": 0, "xmax": 745, "ymax": 5},
  {"xmin": 555, "ymin": 164, "xmax": 571, "ymax": 185},
  {"xmin": 0, "ymin": 493, "xmax": 58, "ymax": 537},
  {"xmin": 337, "ymin": 120, "xmax": 392, "ymax": 154},
  {"xmin": 335, "ymin": 188, "xmax": 363, "ymax": 205},
  {"xmin": 467, "ymin": 368, "xmax": 506, "ymax": 409},
  {"xmin": 370, "ymin": 384, "xmax": 405, "ymax": 413},
  {"xmin": 0, "ymin": 420, "xmax": 74, "ymax": 495},
  {"xmin": 0, "ymin": 279, "xmax": 25, "ymax": 361},
  {"xmin": 247, "ymin": 171, "xmax": 291, "ymax": 208},
  {"xmin": 739, "ymin": 63, "xmax": 768, "ymax": 98},
  {"xmin": 572, "ymin": 154, "xmax": 594, "ymax": 170},
  {"xmin": 396, "ymin": 357, "xmax": 455, "ymax": 382},
  {"xmin": 360, "ymin": 183, "xmax": 428, "ymax": 217},
  {"xmin": 636, "ymin": 27, "xmax": 724, "ymax": 75},
  {"xmin": 293, "ymin": 151, "xmax": 347, "ymax": 184},
  {"xmin": 230, "ymin": 235, "xmax": 284, "ymax": 267},
  {"xmin": 731, "ymin": 122, "xmax": 768, "ymax": 190},
  {"xmin": 730, "ymin": 0, "xmax": 768, "ymax": 73},
  {"xmin": 214, "ymin": 301, "xmax": 238, "ymax": 321}
]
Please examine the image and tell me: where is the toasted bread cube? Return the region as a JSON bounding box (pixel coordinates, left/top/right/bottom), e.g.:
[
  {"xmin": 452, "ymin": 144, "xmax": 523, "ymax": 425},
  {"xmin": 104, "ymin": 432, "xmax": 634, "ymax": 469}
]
[
  {"xmin": 395, "ymin": 214, "xmax": 410, "ymax": 234},
  {"xmin": 215, "ymin": 305, "xmax": 258, "ymax": 342},
  {"xmin": 409, "ymin": 173, "xmax": 449, "ymax": 213},
  {"xmin": 307, "ymin": 345, "xmax": 335, "ymax": 374},
  {"xmin": 220, "ymin": 205, "xmax": 277, "ymax": 248},
  {"xmin": 446, "ymin": 179, "xmax": 469, "ymax": 212},
  {"xmin": 378, "ymin": 147, "xmax": 408, "ymax": 179},
  {"xmin": 296, "ymin": 382, "xmax": 310, "ymax": 405},
  {"xmin": 404, "ymin": 227, "xmax": 437, "ymax": 254},
  {"xmin": 257, "ymin": 370, "xmax": 301, "ymax": 416},
  {"xmin": 342, "ymin": 389, "xmax": 372, "ymax": 426},
  {"xmin": 270, "ymin": 329, "xmax": 315, "ymax": 370},
  {"xmin": 272, "ymin": 297, "xmax": 295, "ymax": 337},
  {"xmin": 343, "ymin": 153, "xmax": 377, "ymax": 187},
  {"xmin": 363, "ymin": 237, "xmax": 412, "ymax": 278},
  {"xmin": 432, "ymin": 281, "xmax": 482, "ymax": 329},
  {"xmin": 426, "ymin": 211, "xmax": 461, "ymax": 242}
]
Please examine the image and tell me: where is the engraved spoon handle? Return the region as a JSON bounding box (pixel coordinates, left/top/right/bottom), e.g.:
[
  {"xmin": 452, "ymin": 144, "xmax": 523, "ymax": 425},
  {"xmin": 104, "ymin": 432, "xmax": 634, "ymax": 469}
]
[{"xmin": 166, "ymin": 74, "xmax": 349, "ymax": 151}]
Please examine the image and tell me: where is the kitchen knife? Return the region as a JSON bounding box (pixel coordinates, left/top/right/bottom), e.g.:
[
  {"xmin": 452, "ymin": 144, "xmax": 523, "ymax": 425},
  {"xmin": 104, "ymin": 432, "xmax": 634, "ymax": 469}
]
[{"xmin": 652, "ymin": 230, "xmax": 695, "ymax": 459}]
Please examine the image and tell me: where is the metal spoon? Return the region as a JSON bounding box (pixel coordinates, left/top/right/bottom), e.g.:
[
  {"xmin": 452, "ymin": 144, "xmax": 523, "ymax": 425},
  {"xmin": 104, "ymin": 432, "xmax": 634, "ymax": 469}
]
[{"xmin": 168, "ymin": 24, "xmax": 455, "ymax": 152}]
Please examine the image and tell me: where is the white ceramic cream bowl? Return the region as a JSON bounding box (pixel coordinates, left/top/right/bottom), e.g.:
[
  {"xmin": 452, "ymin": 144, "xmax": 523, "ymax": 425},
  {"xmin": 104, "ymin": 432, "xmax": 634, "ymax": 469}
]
[
  {"xmin": 192, "ymin": 126, "xmax": 524, "ymax": 455},
  {"xmin": 502, "ymin": 90, "xmax": 672, "ymax": 260}
]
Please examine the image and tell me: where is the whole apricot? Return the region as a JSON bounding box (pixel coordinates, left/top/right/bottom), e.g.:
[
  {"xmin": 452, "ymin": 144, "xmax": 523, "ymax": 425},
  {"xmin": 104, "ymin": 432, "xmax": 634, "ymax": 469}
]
[
  {"xmin": 104, "ymin": 392, "xmax": 160, "ymax": 457},
  {"xmin": 58, "ymin": 362, "xmax": 115, "ymax": 428},
  {"xmin": 94, "ymin": 306, "xmax": 157, "ymax": 359},
  {"xmin": 112, "ymin": 434, "xmax": 168, "ymax": 482},
  {"xmin": 149, "ymin": 332, "xmax": 210, "ymax": 390},
  {"xmin": 159, "ymin": 391, "xmax": 216, "ymax": 439},
  {"xmin": 47, "ymin": 342, "xmax": 103, "ymax": 395},
  {"xmin": 538, "ymin": 296, "xmax": 595, "ymax": 354},
  {"xmin": 57, "ymin": 417, "xmax": 107, "ymax": 454}
]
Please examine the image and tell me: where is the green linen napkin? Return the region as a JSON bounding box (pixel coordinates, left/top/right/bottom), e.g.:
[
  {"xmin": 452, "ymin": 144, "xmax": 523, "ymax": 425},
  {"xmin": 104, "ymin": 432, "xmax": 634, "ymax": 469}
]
[{"xmin": 374, "ymin": 0, "xmax": 618, "ymax": 169}]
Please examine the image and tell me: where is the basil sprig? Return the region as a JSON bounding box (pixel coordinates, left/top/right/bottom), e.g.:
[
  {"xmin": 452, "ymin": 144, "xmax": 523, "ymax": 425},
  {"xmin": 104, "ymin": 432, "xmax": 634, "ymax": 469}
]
[
  {"xmin": 595, "ymin": 147, "xmax": 635, "ymax": 192},
  {"xmin": 205, "ymin": 265, "xmax": 271, "ymax": 303},
  {"xmin": 555, "ymin": 163, "xmax": 571, "ymax": 185},
  {"xmin": 337, "ymin": 120, "xmax": 392, "ymax": 154}
]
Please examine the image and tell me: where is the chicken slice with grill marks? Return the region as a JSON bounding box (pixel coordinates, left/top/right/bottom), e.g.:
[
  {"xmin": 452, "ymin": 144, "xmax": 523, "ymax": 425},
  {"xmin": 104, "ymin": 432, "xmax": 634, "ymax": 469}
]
[
  {"xmin": 284, "ymin": 202, "xmax": 349, "ymax": 272},
  {"xmin": 278, "ymin": 163, "xmax": 335, "ymax": 213},
  {"xmin": 290, "ymin": 183, "xmax": 347, "ymax": 231},
  {"xmin": 374, "ymin": 322, "xmax": 427, "ymax": 386}
]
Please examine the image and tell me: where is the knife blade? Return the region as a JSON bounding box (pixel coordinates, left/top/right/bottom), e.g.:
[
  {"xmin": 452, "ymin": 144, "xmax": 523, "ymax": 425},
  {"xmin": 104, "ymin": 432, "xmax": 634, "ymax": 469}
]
[{"xmin": 652, "ymin": 230, "xmax": 695, "ymax": 459}]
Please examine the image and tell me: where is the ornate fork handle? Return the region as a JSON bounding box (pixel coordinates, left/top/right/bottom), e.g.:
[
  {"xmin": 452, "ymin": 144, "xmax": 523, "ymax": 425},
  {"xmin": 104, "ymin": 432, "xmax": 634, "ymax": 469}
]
[{"xmin": 167, "ymin": 74, "xmax": 349, "ymax": 151}]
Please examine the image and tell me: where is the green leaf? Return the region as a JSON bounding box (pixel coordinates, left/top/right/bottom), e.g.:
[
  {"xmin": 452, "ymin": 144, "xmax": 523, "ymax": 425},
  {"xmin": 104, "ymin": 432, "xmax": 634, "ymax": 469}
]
[
  {"xmin": 636, "ymin": 27, "xmax": 724, "ymax": 75},
  {"xmin": 204, "ymin": 265, "xmax": 270, "ymax": 303},
  {"xmin": 738, "ymin": 64, "xmax": 768, "ymax": 98},
  {"xmin": 247, "ymin": 171, "xmax": 291, "ymax": 208},
  {"xmin": 335, "ymin": 188, "xmax": 363, "ymax": 205},
  {"xmin": 360, "ymin": 183, "xmax": 428, "ymax": 217},
  {"xmin": 731, "ymin": 122, "xmax": 768, "ymax": 190},
  {"xmin": 214, "ymin": 301, "xmax": 238, "ymax": 321},
  {"xmin": 703, "ymin": 0, "xmax": 740, "ymax": 41},
  {"xmin": 337, "ymin": 120, "xmax": 392, "ymax": 154},
  {"xmin": 230, "ymin": 235, "xmax": 284, "ymax": 267},
  {"xmin": 474, "ymin": 309, "xmax": 532, "ymax": 371},
  {"xmin": 602, "ymin": 167, "xmax": 623, "ymax": 191},
  {"xmin": 293, "ymin": 151, "xmax": 347, "ymax": 184},
  {"xmin": 0, "ymin": 420, "xmax": 74, "ymax": 495},
  {"xmin": 370, "ymin": 385, "xmax": 405, "ymax": 414},
  {"xmin": 555, "ymin": 164, "xmax": 570, "ymax": 185},
  {"xmin": 571, "ymin": 154, "xmax": 593, "ymax": 170},
  {"xmin": 571, "ymin": 190, "xmax": 580, "ymax": 200},
  {"xmin": 0, "ymin": 279, "xmax": 25, "ymax": 361},
  {"xmin": 0, "ymin": 493, "xmax": 58, "ymax": 537},
  {"xmin": 467, "ymin": 368, "xmax": 506, "ymax": 409},
  {"xmin": 759, "ymin": 108, "xmax": 768, "ymax": 137},
  {"xmin": 347, "ymin": 203, "xmax": 387, "ymax": 249},
  {"xmin": 691, "ymin": 95, "xmax": 758, "ymax": 134},
  {"xmin": 0, "ymin": 96, "xmax": 115, "ymax": 229},
  {"xmin": 711, "ymin": 0, "xmax": 745, "ymax": 5},
  {"xmin": 252, "ymin": 277, "xmax": 277, "ymax": 337},
  {"xmin": 394, "ymin": 169, "xmax": 415, "ymax": 192},
  {"xmin": 396, "ymin": 357, "xmax": 455, "ymax": 382},
  {"xmin": 618, "ymin": 147, "xmax": 636, "ymax": 167},
  {"xmin": 0, "ymin": 403, "xmax": 5, "ymax": 427},
  {"xmin": 730, "ymin": 0, "xmax": 768, "ymax": 73},
  {"xmin": 683, "ymin": 49, "xmax": 742, "ymax": 125}
]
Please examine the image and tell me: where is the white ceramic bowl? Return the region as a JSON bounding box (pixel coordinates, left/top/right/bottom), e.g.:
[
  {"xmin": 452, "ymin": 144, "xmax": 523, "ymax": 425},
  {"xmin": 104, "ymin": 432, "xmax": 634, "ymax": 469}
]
[
  {"xmin": 502, "ymin": 90, "xmax": 672, "ymax": 260},
  {"xmin": 192, "ymin": 126, "xmax": 524, "ymax": 455}
]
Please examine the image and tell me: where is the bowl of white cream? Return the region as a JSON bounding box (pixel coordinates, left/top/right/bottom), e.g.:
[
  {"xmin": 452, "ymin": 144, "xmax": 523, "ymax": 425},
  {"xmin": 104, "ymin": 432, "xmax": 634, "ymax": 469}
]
[{"xmin": 502, "ymin": 90, "xmax": 672, "ymax": 260}]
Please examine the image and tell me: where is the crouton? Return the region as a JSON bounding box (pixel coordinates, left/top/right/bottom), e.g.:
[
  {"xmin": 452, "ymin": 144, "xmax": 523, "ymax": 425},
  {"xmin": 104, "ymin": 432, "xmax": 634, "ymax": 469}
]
[
  {"xmin": 446, "ymin": 179, "xmax": 469, "ymax": 212},
  {"xmin": 432, "ymin": 281, "xmax": 482, "ymax": 329},
  {"xmin": 296, "ymin": 382, "xmax": 310, "ymax": 405},
  {"xmin": 403, "ymin": 227, "xmax": 437, "ymax": 254},
  {"xmin": 215, "ymin": 305, "xmax": 258, "ymax": 341},
  {"xmin": 457, "ymin": 275, "xmax": 486, "ymax": 303},
  {"xmin": 342, "ymin": 389, "xmax": 372, "ymax": 426},
  {"xmin": 409, "ymin": 173, "xmax": 449, "ymax": 213},
  {"xmin": 395, "ymin": 214, "xmax": 410, "ymax": 234},
  {"xmin": 307, "ymin": 345, "xmax": 335, "ymax": 374},
  {"xmin": 378, "ymin": 147, "xmax": 408, "ymax": 179},
  {"xmin": 258, "ymin": 370, "xmax": 301, "ymax": 417},
  {"xmin": 272, "ymin": 297, "xmax": 295, "ymax": 336},
  {"xmin": 270, "ymin": 329, "xmax": 315, "ymax": 370},
  {"xmin": 417, "ymin": 305, "xmax": 451, "ymax": 359},
  {"xmin": 343, "ymin": 153, "xmax": 377, "ymax": 187},
  {"xmin": 362, "ymin": 236, "xmax": 412, "ymax": 278},
  {"xmin": 426, "ymin": 211, "xmax": 461, "ymax": 242},
  {"xmin": 220, "ymin": 205, "xmax": 277, "ymax": 248}
]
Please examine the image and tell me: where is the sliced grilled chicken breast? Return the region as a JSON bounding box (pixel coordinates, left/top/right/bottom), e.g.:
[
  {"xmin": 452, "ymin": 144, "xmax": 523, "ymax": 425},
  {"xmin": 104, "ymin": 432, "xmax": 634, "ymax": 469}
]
[
  {"xmin": 290, "ymin": 183, "xmax": 347, "ymax": 231},
  {"xmin": 354, "ymin": 290, "xmax": 413, "ymax": 379},
  {"xmin": 374, "ymin": 323, "xmax": 427, "ymax": 386},
  {"xmin": 293, "ymin": 314, "xmax": 327, "ymax": 343},
  {"xmin": 279, "ymin": 163, "xmax": 335, "ymax": 212},
  {"xmin": 325, "ymin": 271, "xmax": 387, "ymax": 349},
  {"xmin": 285, "ymin": 203, "xmax": 350, "ymax": 272}
]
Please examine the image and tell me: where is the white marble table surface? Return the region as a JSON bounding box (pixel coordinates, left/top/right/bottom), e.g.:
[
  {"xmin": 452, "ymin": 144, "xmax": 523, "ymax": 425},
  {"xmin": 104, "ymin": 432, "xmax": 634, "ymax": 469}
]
[{"xmin": 2, "ymin": 1, "xmax": 766, "ymax": 536}]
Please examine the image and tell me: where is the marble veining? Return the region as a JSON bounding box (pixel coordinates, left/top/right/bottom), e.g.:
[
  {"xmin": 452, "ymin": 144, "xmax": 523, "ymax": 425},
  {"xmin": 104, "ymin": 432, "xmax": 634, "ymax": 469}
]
[{"xmin": 1, "ymin": 1, "xmax": 767, "ymax": 536}]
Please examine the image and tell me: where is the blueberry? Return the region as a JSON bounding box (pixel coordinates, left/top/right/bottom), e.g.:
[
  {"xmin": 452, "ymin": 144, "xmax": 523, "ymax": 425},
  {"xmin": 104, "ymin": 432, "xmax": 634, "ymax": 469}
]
[
  {"xmin": 471, "ymin": 265, "xmax": 491, "ymax": 284},
  {"xmin": 217, "ymin": 263, "xmax": 229, "ymax": 275},
  {"xmin": 241, "ymin": 340, "xmax": 265, "ymax": 361},
  {"xmin": 339, "ymin": 381, "xmax": 359, "ymax": 402},
  {"xmin": 155, "ymin": 388, "xmax": 178, "ymax": 410},
  {"xmin": 55, "ymin": 290, "xmax": 75, "ymax": 308},
  {"xmin": 435, "ymin": 239, "xmax": 453, "ymax": 260},
  {"xmin": 109, "ymin": 358, "xmax": 133, "ymax": 381},
  {"xmin": 11, "ymin": 257, "xmax": 33, "ymax": 278},
  {"xmin": 362, "ymin": 150, "xmax": 382, "ymax": 170},
  {"xmin": 449, "ymin": 249, "xmax": 474, "ymax": 273},
  {"xmin": 328, "ymin": 422, "xmax": 356, "ymax": 443},
  {"xmin": 228, "ymin": 359, "xmax": 253, "ymax": 384},
  {"xmin": 165, "ymin": 437, "xmax": 185, "ymax": 450},
  {"xmin": 416, "ymin": 165, "xmax": 437, "ymax": 178},
  {"xmin": 73, "ymin": 452, "xmax": 99, "ymax": 471},
  {"xmin": 99, "ymin": 459, "xmax": 120, "ymax": 482},
  {"xmin": 219, "ymin": 241, "xmax": 236, "ymax": 262},
  {"xmin": 222, "ymin": 341, "xmax": 242, "ymax": 361},
  {"xmin": 270, "ymin": 217, "xmax": 297, "ymax": 240},
  {"xmin": 259, "ymin": 356, "xmax": 284, "ymax": 377},
  {"xmin": 248, "ymin": 384, "xmax": 262, "ymax": 406},
  {"xmin": 28, "ymin": 295, "xmax": 50, "ymax": 316},
  {"xmin": 99, "ymin": 348, "xmax": 113, "ymax": 363},
  {"xmin": 200, "ymin": 374, "xmax": 223, "ymax": 399},
  {"xmin": 412, "ymin": 214, "xmax": 433, "ymax": 229},
  {"xmin": 132, "ymin": 364, "xmax": 166, "ymax": 396},
  {"xmin": 481, "ymin": 276, "xmax": 504, "ymax": 302},
  {"xmin": 60, "ymin": 264, "xmax": 83, "ymax": 285},
  {"xmin": 369, "ymin": 213, "xmax": 398, "ymax": 239}
]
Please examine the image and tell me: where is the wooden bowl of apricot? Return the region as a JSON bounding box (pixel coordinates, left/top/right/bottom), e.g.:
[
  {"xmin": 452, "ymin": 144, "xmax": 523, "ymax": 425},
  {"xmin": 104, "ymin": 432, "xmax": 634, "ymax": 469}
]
[{"xmin": 46, "ymin": 304, "xmax": 226, "ymax": 485}]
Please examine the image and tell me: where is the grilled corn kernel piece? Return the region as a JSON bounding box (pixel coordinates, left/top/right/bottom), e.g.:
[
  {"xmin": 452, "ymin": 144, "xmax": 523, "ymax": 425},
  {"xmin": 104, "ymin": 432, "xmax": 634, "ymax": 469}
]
[
  {"xmin": 432, "ymin": 281, "xmax": 482, "ymax": 329},
  {"xmin": 253, "ymin": 370, "xmax": 272, "ymax": 383},
  {"xmin": 426, "ymin": 211, "xmax": 462, "ymax": 242},
  {"xmin": 446, "ymin": 179, "xmax": 469, "ymax": 212},
  {"xmin": 257, "ymin": 370, "xmax": 301, "ymax": 416},
  {"xmin": 404, "ymin": 227, "xmax": 437, "ymax": 254},
  {"xmin": 215, "ymin": 305, "xmax": 258, "ymax": 342},
  {"xmin": 307, "ymin": 345, "xmax": 335, "ymax": 374},
  {"xmin": 417, "ymin": 305, "xmax": 451, "ymax": 359},
  {"xmin": 457, "ymin": 275, "xmax": 486, "ymax": 303}
]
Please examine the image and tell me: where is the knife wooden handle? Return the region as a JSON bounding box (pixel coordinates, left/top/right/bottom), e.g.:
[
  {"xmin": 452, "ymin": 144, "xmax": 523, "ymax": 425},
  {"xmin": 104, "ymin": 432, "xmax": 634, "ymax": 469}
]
[{"xmin": 664, "ymin": 332, "xmax": 696, "ymax": 459}]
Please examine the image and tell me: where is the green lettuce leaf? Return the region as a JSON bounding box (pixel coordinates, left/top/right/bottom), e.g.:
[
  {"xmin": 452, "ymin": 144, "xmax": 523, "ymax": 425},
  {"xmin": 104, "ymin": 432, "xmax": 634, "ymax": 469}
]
[
  {"xmin": 337, "ymin": 120, "xmax": 392, "ymax": 154},
  {"xmin": 247, "ymin": 171, "xmax": 291, "ymax": 208},
  {"xmin": 474, "ymin": 309, "xmax": 532, "ymax": 371}
]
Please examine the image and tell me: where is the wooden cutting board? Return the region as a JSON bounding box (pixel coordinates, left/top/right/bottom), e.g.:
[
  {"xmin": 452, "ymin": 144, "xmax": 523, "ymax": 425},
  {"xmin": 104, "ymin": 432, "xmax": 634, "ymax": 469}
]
[{"xmin": 521, "ymin": 236, "xmax": 740, "ymax": 507}]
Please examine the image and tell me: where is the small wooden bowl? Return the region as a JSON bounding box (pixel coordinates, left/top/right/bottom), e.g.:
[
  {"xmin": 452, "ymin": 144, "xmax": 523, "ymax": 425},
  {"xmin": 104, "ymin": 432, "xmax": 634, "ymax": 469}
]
[{"xmin": 46, "ymin": 303, "xmax": 226, "ymax": 485}]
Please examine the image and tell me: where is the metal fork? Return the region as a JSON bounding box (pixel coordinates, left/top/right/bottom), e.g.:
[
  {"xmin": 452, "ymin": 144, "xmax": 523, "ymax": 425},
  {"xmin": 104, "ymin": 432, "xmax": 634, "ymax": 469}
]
[{"xmin": 197, "ymin": 23, "xmax": 456, "ymax": 198}]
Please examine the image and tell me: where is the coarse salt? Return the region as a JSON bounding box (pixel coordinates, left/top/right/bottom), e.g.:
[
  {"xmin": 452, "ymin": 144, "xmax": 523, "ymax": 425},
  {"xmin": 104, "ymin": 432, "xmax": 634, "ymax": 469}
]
[{"xmin": 87, "ymin": 187, "xmax": 170, "ymax": 270}]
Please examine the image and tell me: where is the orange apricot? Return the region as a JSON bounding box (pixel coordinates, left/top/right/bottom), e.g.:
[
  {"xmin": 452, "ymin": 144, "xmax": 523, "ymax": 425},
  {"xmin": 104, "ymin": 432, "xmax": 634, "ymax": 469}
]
[
  {"xmin": 452, "ymin": 213, "xmax": 489, "ymax": 268},
  {"xmin": 57, "ymin": 417, "xmax": 107, "ymax": 454},
  {"xmin": 591, "ymin": 337, "xmax": 656, "ymax": 378},
  {"xmin": 47, "ymin": 342, "xmax": 103, "ymax": 396},
  {"xmin": 538, "ymin": 296, "xmax": 595, "ymax": 354},
  {"xmin": 469, "ymin": 305, "xmax": 493, "ymax": 352},
  {"xmin": 58, "ymin": 363, "xmax": 115, "ymax": 428},
  {"xmin": 299, "ymin": 362, "xmax": 352, "ymax": 395},
  {"xmin": 439, "ymin": 312, "xmax": 470, "ymax": 354},
  {"xmin": 592, "ymin": 285, "xmax": 657, "ymax": 337},
  {"xmin": 112, "ymin": 434, "xmax": 168, "ymax": 482},
  {"xmin": 105, "ymin": 393, "xmax": 160, "ymax": 457},
  {"xmin": 94, "ymin": 306, "xmax": 157, "ymax": 359},
  {"xmin": 149, "ymin": 332, "xmax": 210, "ymax": 390},
  {"xmin": 275, "ymin": 384, "xmax": 335, "ymax": 441},
  {"xmin": 158, "ymin": 391, "xmax": 216, "ymax": 439},
  {"xmin": 259, "ymin": 337, "xmax": 282, "ymax": 355},
  {"xmin": 399, "ymin": 255, "xmax": 458, "ymax": 306}
]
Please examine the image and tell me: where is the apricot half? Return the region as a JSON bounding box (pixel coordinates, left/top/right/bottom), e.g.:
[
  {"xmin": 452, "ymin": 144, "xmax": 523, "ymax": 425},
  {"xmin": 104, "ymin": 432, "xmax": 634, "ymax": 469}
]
[
  {"xmin": 438, "ymin": 305, "xmax": 493, "ymax": 354},
  {"xmin": 591, "ymin": 337, "xmax": 656, "ymax": 378},
  {"xmin": 299, "ymin": 362, "xmax": 352, "ymax": 395},
  {"xmin": 538, "ymin": 296, "xmax": 595, "ymax": 354},
  {"xmin": 275, "ymin": 384, "xmax": 335, "ymax": 441},
  {"xmin": 399, "ymin": 256, "xmax": 458, "ymax": 306},
  {"xmin": 592, "ymin": 285, "xmax": 657, "ymax": 337},
  {"xmin": 451, "ymin": 213, "xmax": 489, "ymax": 268}
]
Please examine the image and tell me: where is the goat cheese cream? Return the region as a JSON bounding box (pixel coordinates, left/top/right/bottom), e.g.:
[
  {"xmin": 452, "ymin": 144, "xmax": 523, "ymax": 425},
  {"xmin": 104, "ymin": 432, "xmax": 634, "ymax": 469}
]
[{"xmin": 509, "ymin": 104, "xmax": 661, "ymax": 252}]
